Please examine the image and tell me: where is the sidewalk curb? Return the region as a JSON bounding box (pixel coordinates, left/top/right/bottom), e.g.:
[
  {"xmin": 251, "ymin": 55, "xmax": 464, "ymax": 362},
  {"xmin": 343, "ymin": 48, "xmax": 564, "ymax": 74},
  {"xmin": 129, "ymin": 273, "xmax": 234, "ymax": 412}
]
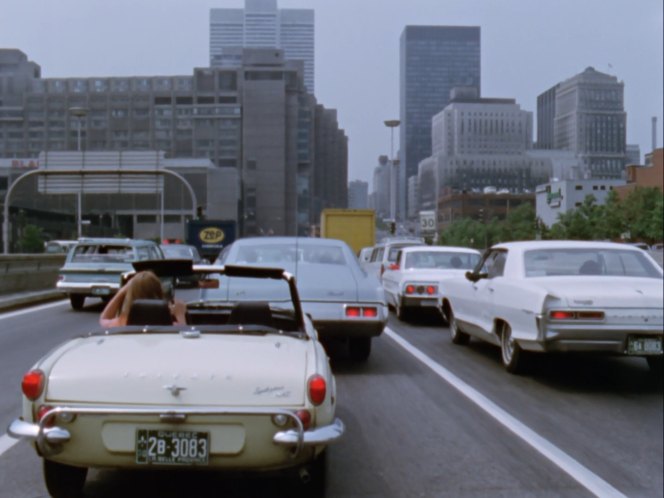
[{"xmin": 0, "ymin": 290, "xmax": 66, "ymax": 314}]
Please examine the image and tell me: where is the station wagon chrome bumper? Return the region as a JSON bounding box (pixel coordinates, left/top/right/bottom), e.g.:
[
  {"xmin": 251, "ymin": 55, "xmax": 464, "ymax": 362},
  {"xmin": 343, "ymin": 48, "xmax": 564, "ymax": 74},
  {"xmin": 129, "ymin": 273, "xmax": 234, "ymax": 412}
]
[{"xmin": 8, "ymin": 405, "xmax": 344, "ymax": 458}]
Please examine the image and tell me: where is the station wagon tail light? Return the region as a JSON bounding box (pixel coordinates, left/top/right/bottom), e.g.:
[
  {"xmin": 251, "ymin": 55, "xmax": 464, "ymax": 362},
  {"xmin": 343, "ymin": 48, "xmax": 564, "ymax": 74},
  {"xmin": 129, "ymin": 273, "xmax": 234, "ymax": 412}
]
[
  {"xmin": 22, "ymin": 369, "xmax": 45, "ymax": 401},
  {"xmin": 308, "ymin": 375, "xmax": 326, "ymax": 406},
  {"xmin": 389, "ymin": 263, "xmax": 399, "ymax": 271},
  {"xmin": 549, "ymin": 310, "xmax": 605, "ymax": 320}
]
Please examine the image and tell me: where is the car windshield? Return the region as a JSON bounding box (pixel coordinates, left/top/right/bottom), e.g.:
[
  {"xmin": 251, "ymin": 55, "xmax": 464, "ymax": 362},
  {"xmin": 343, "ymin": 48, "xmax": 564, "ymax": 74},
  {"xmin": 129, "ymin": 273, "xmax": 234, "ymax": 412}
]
[
  {"xmin": 524, "ymin": 248, "xmax": 662, "ymax": 279},
  {"xmin": 405, "ymin": 251, "xmax": 480, "ymax": 270},
  {"xmin": 71, "ymin": 245, "xmax": 134, "ymax": 263},
  {"xmin": 162, "ymin": 246, "xmax": 195, "ymax": 259},
  {"xmin": 234, "ymin": 243, "xmax": 346, "ymax": 265}
]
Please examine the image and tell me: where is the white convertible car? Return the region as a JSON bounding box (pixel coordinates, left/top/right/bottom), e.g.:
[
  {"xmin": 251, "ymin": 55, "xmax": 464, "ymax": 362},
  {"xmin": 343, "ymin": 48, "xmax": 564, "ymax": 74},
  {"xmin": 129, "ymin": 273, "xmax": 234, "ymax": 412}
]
[
  {"xmin": 9, "ymin": 262, "xmax": 343, "ymax": 498},
  {"xmin": 381, "ymin": 246, "xmax": 481, "ymax": 321},
  {"xmin": 441, "ymin": 241, "xmax": 664, "ymax": 374}
]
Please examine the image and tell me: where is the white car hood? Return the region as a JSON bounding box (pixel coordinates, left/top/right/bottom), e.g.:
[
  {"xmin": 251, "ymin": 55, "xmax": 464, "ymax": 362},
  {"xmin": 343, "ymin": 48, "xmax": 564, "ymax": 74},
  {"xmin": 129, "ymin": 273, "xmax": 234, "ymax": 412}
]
[
  {"xmin": 530, "ymin": 277, "xmax": 663, "ymax": 309},
  {"xmin": 46, "ymin": 334, "xmax": 308, "ymax": 406}
]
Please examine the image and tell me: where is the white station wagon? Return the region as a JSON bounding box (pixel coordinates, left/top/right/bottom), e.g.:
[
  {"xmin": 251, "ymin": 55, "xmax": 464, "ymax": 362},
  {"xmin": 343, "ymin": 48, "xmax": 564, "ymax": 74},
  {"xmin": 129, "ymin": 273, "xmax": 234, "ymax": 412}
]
[
  {"xmin": 441, "ymin": 240, "xmax": 664, "ymax": 374},
  {"xmin": 9, "ymin": 262, "xmax": 343, "ymax": 497}
]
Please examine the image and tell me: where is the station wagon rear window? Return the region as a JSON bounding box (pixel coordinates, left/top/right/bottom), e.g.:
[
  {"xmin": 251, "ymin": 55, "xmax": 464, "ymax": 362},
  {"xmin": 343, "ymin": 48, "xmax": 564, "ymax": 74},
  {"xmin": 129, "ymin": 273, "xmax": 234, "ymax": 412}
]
[
  {"xmin": 524, "ymin": 249, "xmax": 662, "ymax": 279},
  {"xmin": 71, "ymin": 245, "xmax": 135, "ymax": 263}
]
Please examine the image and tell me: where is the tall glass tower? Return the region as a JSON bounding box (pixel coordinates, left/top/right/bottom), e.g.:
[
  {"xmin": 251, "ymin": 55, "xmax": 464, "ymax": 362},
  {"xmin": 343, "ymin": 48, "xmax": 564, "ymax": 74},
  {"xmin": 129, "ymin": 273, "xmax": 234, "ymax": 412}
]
[
  {"xmin": 210, "ymin": 0, "xmax": 315, "ymax": 92},
  {"xmin": 399, "ymin": 26, "xmax": 481, "ymax": 218}
]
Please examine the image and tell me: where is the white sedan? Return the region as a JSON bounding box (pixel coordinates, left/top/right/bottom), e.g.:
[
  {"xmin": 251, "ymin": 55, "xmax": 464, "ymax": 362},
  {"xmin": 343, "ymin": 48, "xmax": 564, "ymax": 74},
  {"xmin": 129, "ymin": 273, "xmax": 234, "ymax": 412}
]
[
  {"xmin": 441, "ymin": 240, "xmax": 664, "ymax": 374},
  {"xmin": 381, "ymin": 246, "xmax": 481, "ymax": 321},
  {"xmin": 9, "ymin": 262, "xmax": 343, "ymax": 497}
]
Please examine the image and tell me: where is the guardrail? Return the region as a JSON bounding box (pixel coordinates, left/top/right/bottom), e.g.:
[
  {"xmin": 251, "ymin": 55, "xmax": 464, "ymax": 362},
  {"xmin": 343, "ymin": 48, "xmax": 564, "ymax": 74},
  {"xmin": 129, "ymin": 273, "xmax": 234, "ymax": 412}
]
[{"xmin": 0, "ymin": 254, "xmax": 65, "ymax": 295}]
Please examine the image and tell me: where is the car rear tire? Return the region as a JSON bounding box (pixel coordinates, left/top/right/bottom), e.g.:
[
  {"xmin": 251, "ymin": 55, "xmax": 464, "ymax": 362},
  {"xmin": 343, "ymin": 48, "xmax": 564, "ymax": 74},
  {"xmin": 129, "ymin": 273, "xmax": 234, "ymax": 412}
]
[
  {"xmin": 500, "ymin": 322, "xmax": 526, "ymax": 374},
  {"xmin": 43, "ymin": 459, "xmax": 87, "ymax": 498},
  {"xmin": 348, "ymin": 337, "xmax": 371, "ymax": 361},
  {"xmin": 396, "ymin": 302, "xmax": 409, "ymax": 322},
  {"xmin": 448, "ymin": 309, "xmax": 470, "ymax": 345},
  {"xmin": 647, "ymin": 356, "xmax": 663, "ymax": 376},
  {"xmin": 69, "ymin": 295, "xmax": 85, "ymax": 311}
]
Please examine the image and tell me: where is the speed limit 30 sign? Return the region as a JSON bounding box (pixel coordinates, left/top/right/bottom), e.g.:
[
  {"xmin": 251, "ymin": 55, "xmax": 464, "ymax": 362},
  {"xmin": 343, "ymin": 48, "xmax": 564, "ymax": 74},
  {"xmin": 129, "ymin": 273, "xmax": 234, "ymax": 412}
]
[{"xmin": 419, "ymin": 210, "xmax": 436, "ymax": 233}]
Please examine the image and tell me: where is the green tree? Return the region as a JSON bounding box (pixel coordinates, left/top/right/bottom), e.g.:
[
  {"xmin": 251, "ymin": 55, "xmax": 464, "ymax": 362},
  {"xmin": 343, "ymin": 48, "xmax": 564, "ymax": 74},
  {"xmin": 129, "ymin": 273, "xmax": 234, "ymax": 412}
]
[
  {"xmin": 548, "ymin": 195, "xmax": 600, "ymax": 240},
  {"xmin": 622, "ymin": 187, "xmax": 663, "ymax": 244},
  {"xmin": 595, "ymin": 190, "xmax": 625, "ymax": 241},
  {"xmin": 18, "ymin": 224, "xmax": 45, "ymax": 253},
  {"xmin": 499, "ymin": 203, "xmax": 536, "ymax": 242},
  {"xmin": 439, "ymin": 218, "xmax": 487, "ymax": 249}
]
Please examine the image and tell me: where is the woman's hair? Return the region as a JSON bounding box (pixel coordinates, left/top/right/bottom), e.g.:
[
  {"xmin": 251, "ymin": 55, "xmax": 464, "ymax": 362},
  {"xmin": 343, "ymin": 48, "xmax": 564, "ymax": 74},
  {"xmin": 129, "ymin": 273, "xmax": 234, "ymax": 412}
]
[{"xmin": 119, "ymin": 271, "xmax": 165, "ymax": 317}]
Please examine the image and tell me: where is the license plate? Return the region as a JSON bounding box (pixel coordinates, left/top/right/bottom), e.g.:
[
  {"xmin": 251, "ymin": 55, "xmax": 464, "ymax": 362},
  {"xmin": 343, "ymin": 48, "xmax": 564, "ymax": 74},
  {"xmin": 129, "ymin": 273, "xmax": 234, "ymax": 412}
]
[
  {"xmin": 136, "ymin": 430, "xmax": 209, "ymax": 465},
  {"xmin": 92, "ymin": 287, "xmax": 110, "ymax": 296},
  {"xmin": 418, "ymin": 299, "xmax": 438, "ymax": 307},
  {"xmin": 627, "ymin": 337, "xmax": 663, "ymax": 355}
]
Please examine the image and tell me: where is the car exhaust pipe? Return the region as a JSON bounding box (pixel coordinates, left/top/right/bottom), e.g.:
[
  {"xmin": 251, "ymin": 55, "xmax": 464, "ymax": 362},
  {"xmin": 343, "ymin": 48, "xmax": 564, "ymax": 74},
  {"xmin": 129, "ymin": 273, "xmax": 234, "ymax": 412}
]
[{"xmin": 299, "ymin": 467, "xmax": 311, "ymax": 483}]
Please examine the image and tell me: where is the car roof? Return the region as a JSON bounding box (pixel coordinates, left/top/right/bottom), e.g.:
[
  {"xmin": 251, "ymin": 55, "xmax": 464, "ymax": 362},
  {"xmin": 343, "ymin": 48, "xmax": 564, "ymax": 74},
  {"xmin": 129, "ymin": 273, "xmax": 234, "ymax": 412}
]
[
  {"xmin": 231, "ymin": 236, "xmax": 347, "ymax": 247},
  {"xmin": 76, "ymin": 237, "xmax": 156, "ymax": 246},
  {"xmin": 400, "ymin": 246, "xmax": 480, "ymax": 254},
  {"xmin": 491, "ymin": 240, "xmax": 645, "ymax": 252}
]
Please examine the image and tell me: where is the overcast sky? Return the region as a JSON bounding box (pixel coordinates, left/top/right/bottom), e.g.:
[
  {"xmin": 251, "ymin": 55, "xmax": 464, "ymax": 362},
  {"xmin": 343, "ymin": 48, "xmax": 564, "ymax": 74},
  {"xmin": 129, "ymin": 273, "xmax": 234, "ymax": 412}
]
[{"xmin": 2, "ymin": 0, "xmax": 662, "ymax": 186}]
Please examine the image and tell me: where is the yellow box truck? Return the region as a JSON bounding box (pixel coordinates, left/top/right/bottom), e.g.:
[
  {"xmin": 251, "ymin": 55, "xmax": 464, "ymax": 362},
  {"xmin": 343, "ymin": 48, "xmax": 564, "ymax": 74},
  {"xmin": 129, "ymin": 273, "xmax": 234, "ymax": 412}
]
[{"xmin": 320, "ymin": 209, "xmax": 376, "ymax": 255}]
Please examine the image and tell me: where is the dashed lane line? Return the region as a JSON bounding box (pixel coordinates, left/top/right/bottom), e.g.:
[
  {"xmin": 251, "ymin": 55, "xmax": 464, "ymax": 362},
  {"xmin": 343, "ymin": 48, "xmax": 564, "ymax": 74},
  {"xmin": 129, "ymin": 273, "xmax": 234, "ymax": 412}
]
[{"xmin": 384, "ymin": 327, "xmax": 627, "ymax": 498}]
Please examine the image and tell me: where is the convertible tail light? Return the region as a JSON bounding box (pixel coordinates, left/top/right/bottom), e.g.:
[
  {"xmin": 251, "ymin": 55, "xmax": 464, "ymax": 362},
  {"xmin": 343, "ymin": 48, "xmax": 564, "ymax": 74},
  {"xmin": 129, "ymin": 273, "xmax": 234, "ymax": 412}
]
[
  {"xmin": 22, "ymin": 369, "xmax": 45, "ymax": 401},
  {"xmin": 295, "ymin": 409, "xmax": 311, "ymax": 430},
  {"xmin": 37, "ymin": 405, "xmax": 55, "ymax": 428},
  {"xmin": 308, "ymin": 375, "xmax": 327, "ymax": 406},
  {"xmin": 549, "ymin": 310, "xmax": 605, "ymax": 320}
]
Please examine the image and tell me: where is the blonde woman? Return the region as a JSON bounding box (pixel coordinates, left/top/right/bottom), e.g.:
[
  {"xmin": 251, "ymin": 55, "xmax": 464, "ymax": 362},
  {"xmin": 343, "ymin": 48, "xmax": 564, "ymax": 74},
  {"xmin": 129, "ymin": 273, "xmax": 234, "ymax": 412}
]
[{"xmin": 99, "ymin": 271, "xmax": 187, "ymax": 328}]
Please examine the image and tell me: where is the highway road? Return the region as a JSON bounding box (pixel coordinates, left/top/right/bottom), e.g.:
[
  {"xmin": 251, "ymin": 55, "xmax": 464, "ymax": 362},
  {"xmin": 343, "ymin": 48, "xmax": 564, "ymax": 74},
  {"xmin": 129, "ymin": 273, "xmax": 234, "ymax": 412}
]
[{"xmin": 0, "ymin": 294, "xmax": 662, "ymax": 498}]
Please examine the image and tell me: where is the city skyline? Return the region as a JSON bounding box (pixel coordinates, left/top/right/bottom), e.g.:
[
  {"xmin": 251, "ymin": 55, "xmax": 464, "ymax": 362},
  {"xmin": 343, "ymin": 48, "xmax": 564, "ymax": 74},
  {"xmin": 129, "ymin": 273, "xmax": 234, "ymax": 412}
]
[{"xmin": 1, "ymin": 0, "xmax": 662, "ymax": 187}]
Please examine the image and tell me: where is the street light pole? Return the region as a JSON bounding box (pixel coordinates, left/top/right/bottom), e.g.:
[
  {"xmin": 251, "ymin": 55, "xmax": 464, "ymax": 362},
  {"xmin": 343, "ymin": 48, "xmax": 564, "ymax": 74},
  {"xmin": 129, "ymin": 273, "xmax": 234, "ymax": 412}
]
[
  {"xmin": 69, "ymin": 107, "xmax": 88, "ymax": 239},
  {"xmin": 384, "ymin": 119, "xmax": 400, "ymax": 224}
]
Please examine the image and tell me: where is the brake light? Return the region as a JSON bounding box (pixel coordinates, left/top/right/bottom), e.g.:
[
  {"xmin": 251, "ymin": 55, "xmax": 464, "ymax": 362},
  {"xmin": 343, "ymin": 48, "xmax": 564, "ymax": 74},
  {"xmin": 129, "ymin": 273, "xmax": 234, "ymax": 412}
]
[
  {"xmin": 549, "ymin": 310, "xmax": 605, "ymax": 320},
  {"xmin": 295, "ymin": 409, "xmax": 311, "ymax": 430},
  {"xmin": 37, "ymin": 405, "xmax": 55, "ymax": 428},
  {"xmin": 22, "ymin": 370, "xmax": 45, "ymax": 401},
  {"xmin": 389, "ymin": 263, "xmax": 399, "ymax": 271},
  {"xmin": 426, "ymin": 285, "xmax": 437, "ymax": 295},
  {"xmin": 345, "ymin": 307, "xmax": 361, "ymax": 317},
  {"xmin": 549, "ymin": 311, "xmax": 575, "ymax": 320},
  {"xmin": 405, "ymin": 285, "xmax": 415, "ymax": 294},
  {"xmin": 308, "ymin": 375, "xmax": 327, "ymax": 406},
  {"xmin": 577, "ymin": 311, "xmax": 605, "ymax": 320},
  {"xmin": 363, "ymin": 307, "xmax": 378, "ymax": 318}
]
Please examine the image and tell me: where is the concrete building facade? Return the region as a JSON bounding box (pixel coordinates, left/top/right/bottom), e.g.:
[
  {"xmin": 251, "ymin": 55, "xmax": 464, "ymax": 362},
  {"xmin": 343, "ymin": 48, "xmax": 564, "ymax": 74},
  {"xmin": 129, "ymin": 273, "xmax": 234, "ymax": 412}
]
[
  {"xmin": 536, "ymin": 178, "xmax": 626, "ymax": 227},
  {"xmin": 0, "ymin": 48, "xmax": 346, "ymax": 239},
  {"xmin": 210, "ymin": 0, "xmax": 315, "ymax": 92},
  {"xmin": 400, "ymin": 26, "xmax": 481, "ymax": 220},
  {"xmin": 348, "ymin": 179, "xmax": 369, "ymax": 209}
]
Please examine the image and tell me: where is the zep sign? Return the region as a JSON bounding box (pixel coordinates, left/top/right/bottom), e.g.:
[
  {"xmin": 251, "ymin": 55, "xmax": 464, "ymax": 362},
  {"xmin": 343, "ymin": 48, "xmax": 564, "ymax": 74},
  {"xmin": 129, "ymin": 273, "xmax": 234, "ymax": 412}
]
[{"xmin": 419, "ymin": 210, "xmax": 437, "ymax": 234}]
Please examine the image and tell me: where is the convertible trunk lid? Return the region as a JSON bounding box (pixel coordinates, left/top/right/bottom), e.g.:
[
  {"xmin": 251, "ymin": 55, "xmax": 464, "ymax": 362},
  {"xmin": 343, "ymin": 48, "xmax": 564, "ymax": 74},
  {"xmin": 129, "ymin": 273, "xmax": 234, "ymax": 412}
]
[{"xmin": 47, "ymin": 333, "xmax": 308, "ymax": 406}]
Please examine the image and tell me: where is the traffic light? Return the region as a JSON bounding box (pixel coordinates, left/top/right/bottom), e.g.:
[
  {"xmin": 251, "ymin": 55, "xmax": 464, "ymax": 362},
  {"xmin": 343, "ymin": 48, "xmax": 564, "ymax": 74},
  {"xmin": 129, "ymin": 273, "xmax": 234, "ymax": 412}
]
[{"xmin": 390, "ymin": 221, "xmax": 396, "ymax": 235}]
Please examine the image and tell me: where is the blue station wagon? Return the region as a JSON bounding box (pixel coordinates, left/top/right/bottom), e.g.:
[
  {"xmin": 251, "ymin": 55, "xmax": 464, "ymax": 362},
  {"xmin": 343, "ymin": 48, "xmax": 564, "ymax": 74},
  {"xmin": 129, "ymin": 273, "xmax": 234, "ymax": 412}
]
[{"xmin": 56, "ymin": 238, "xmax": 165, "ymax": 310}]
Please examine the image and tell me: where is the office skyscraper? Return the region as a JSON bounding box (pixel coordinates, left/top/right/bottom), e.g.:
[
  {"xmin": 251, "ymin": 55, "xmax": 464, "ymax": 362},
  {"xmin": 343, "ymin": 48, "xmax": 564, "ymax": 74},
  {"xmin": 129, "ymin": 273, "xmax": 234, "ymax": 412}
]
[
  {"xmin": 210, "ymin": 0, "xmax": 315, "ymax": 92},
  {"xmin": 399, "ymin": 25, "xmax": 481, "ymax": 218}
]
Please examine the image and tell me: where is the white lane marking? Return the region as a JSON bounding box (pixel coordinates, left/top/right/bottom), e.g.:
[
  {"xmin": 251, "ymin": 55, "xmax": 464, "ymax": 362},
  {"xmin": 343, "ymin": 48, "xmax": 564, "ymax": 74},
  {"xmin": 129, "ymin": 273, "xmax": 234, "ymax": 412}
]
[
  {"xmin": 384, "ymin": 327, "xmax": 627, "ymax": 498},
  {"xmin": 0, "ymin": 434, "xmax": 19, "ymax": 457},
  {"xmin": 0, "ymin": 299, "xmax": 67, "ymax": 321}
]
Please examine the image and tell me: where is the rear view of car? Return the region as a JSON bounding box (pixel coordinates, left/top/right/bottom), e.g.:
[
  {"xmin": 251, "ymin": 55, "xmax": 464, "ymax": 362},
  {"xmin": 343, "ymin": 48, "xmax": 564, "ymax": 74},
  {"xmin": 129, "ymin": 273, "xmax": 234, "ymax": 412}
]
[{"xmin": 56, "ymin": 238, "xmax": 164, "ymax": 310}]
